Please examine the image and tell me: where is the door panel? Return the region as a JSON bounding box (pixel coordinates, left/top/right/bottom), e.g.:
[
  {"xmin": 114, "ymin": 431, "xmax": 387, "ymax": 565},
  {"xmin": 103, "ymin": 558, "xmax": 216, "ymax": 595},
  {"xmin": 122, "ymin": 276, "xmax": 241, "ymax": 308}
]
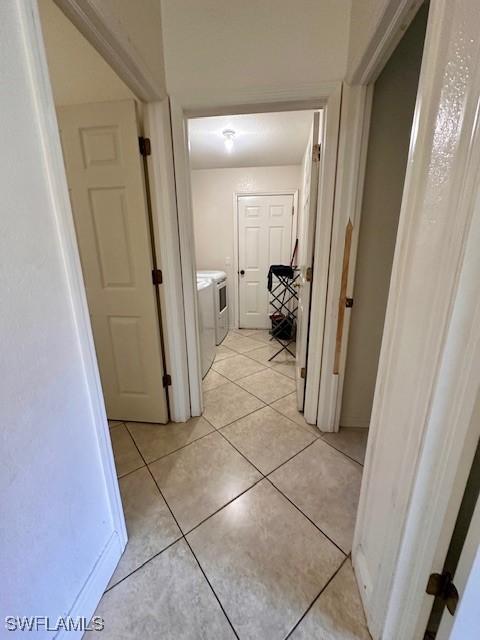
[
  {"xmin": 296, "ymin": 112, "xmax": 321, "ymax": 409},
  {"xmin": 238, "ymin": 194, "xmax": 294, "ymax": 329},
  {"xmin": 58, "ymin": 100, "xmax": 168, "ymax": 423}
]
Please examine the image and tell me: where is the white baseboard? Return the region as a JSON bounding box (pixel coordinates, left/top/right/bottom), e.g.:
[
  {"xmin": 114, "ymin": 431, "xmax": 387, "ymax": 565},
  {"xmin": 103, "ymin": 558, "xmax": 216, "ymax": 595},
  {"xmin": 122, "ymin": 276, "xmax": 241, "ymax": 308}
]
[
  {"xmin": 57, "ymin": 532, "xmax": 123, "ymax": 640},
  {"xmin": 353, "ymin": 546, "xmax": 378, "ymax": 640}
]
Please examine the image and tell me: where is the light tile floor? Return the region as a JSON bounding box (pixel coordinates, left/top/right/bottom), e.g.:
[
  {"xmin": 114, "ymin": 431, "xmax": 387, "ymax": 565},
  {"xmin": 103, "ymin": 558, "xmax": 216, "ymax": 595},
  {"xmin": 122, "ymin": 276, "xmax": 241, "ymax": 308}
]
[{"xmin": 103, "ymin": 330, "xmax": 371, "ymax": 639}]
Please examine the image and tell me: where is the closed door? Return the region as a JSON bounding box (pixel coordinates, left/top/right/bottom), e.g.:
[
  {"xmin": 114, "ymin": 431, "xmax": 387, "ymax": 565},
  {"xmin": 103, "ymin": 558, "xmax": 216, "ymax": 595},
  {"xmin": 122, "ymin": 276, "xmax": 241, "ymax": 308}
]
[
  {"xmin": 58, "ymin": 100, "xmax": 168, "ymax": 423},
  {"xmin": 296, "ymin": 112, "xmax": 321, "ymax": 409},
  {"xmin": 238, "ymin": 194, "xmax": 294, "ymax": 329}
]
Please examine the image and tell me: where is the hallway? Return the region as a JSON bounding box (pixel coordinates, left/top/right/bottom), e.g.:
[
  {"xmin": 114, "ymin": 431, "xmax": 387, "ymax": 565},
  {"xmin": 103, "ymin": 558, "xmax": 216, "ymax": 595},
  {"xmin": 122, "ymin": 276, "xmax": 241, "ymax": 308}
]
[{"xmin": 100, "ymin": 330, "xmax": 370, "ymax": 639}]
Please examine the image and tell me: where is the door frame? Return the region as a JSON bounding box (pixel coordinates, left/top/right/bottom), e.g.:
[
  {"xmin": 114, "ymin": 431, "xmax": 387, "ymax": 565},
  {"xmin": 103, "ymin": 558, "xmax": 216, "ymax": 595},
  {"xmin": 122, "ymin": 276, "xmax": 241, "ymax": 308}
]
[
  {"xmin": 340, "ymin": 1, "xmax": 480, "ymax": 638},
  {"xmin": 233, "ymin": 190, "xmax": 298, "ymax": 331},
  {"xmin": 170, "ymin": 85, "xmax": 342, "ymax": 418},
  {"xmin": 49, "ymin": 0, "xmax": 191, "ymax": 422}
]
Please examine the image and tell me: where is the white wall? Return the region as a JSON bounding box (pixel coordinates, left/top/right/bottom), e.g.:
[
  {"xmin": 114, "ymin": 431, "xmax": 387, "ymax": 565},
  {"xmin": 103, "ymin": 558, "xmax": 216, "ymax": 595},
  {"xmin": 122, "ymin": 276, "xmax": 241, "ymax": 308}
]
[
  {"xmin": 340, "ymin": 4, "xmax": 427, "ymax": 428},
  {"xmin": 191, "ymin": 165, "xmax": 301, "ymax": 326},
  {"xmin": 160, "ymin": 0, "xmax": 351, "ymax": 95},
  {"xmin": 1, "ymin": 2, "xmax": 121, "ymax": 626}
]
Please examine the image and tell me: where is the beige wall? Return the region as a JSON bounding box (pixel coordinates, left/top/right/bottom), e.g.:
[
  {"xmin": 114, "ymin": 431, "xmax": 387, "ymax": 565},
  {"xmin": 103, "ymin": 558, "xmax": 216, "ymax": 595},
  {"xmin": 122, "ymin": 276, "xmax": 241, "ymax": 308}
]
[
  {"xmin": 39, "ymin": 0, "xmax": 134, "ymax": 106},
  {"xmin": 160, "ymin": 0, "xmax": 351, "ymax": 94},
  {"xmin": 340, "ymin": 4, "xmax": 428, "ymax": 428},
  {"xmin": 191, "ymin": 166, "xmax": 301, "ymax": 326}
]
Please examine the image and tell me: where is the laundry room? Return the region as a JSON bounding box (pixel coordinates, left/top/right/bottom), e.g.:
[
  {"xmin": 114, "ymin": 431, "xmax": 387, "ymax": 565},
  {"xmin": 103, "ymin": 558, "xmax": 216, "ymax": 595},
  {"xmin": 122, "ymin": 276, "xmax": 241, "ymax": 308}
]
[{"xmin": 189, "ymin": 110, "xmax": 318, "ymax": 383}]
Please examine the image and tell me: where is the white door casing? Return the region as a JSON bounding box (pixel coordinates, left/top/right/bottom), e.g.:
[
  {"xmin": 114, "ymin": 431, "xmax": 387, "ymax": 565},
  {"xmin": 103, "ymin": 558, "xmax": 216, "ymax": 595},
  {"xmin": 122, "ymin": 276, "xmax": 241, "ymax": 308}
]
[
  {"xmin": 353, "ymin": 1, "xmax": 480, "ymax": 638},
  {"xmin": 58, "ymin": 99, "xmax": 168, "ymax": 423},
  {"xmin": 238, "ymin": 194, "xmax": 294, "ymax": 330},
  {"xmin": 316, "ymin": 85, "xmax": 372, "ymax": 431},
  {"xmin": 438, "ymin": 491, "xmax": 480, "ymax": 640},
  {"xmin": 295, "ymin": 111, "xmax": 321, "ymax": 410}
]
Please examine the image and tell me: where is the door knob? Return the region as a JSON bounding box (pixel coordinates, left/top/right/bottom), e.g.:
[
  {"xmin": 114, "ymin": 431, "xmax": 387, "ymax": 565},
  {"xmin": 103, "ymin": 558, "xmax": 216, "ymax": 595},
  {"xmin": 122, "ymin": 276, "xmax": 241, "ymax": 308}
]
[{"xmin": 240, "ymin": 270, "xmax": 245, "ymax": 276}]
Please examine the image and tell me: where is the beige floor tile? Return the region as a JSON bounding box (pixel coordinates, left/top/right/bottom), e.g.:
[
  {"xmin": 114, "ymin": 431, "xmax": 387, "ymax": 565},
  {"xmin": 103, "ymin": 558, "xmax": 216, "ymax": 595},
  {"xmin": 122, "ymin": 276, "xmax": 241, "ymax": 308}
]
[
  {"xmin": 272, "ymin": 359, "xmax": 296, "ymax": 379},
  {"xmin": 212, "ymin": 354, "xmax": 266, "ymax": 381},
  {"xmin": 108, "ymin": 467, "xmax": 181, "ymax": 589},
  {"xmin": 86, "ymin": 540, "xmax": 235, "ymax": 640},
  {"xmin": 203, "ymin": 381, "xmax": 264, "ymax": 428},
  {"xmin": 271, "ymin": 392, "xmax": 321, "ymax": 437},
  {"xmin": 214, "ymin": 345, "xmax": 237, "ymax": 362},
  {"xmin": 222, "ymin": 332, "xmax": 264, "ymax": 353},
  {"xmin": 221, "ymin": 406, "xmax": 316, "ymax": 474},
  {"xmin": 323, "ymin": 428, "xmax": 369, "ymax": 465},
  {"xmin": 149, "ymin": 431, "xmax": 261, "ymax": 532},
  {"xmin": 247, "ymin": 343, "xmax": 295, "ymax": 367},
  {"xmin": 237, "ymin": 368, "xmax": 296, "ymax": 404},
  {"xmin": 248, "ymin": 329, "xmax": 274, "ymax": 344},
  {"xmin": 110, "ymin": 425, "xmax": 144, "ymax": 478},
  {"xmin": 127, "ymin": 417, "xmax": 213, "ymax": 464},
  {"xmin": 269, "ymin": 439, "xmax": 362, "ymax": 553},
  {"xmin": 231, "ymin": 328, "xmax": 257, "ymax": 336},
  {"xmin": 187, "ymin": 480, "xmax": 344, "ymax": 640},
  {"xmin": 202, "ymin": 369, "xmax": 229, "ymax": 392},
  {"xmin": 290, "ymin": 559, "xmax": 371, "ymax": 640}
]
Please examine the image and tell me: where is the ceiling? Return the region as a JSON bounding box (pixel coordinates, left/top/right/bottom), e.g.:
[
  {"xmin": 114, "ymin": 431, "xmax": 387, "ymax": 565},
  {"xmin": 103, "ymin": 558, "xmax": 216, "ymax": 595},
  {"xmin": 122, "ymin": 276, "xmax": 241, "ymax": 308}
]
[{"xmin": 188, "ymin": 111, "xmax": 316, "ymax": 170}]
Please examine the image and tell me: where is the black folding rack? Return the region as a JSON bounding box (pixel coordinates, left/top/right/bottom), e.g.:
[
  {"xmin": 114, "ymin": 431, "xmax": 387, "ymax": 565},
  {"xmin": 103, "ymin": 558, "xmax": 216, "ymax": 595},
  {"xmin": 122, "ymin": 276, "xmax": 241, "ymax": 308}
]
[{"xmin": 268, "ymin": 265, "xmax": 300, "ymax": 361}]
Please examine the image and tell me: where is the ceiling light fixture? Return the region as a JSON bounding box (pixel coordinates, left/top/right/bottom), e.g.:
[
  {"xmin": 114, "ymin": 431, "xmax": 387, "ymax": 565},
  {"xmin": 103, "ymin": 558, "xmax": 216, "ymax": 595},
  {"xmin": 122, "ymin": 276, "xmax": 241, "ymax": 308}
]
[{"xmin": 222, "ymin": 129, "xmax": 235, "ymax": 153}]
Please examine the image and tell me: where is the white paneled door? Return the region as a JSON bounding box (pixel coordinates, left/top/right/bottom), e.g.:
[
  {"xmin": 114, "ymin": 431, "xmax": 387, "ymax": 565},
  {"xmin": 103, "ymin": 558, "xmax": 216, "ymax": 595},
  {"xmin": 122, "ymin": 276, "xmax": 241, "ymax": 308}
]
[
  {"xmin": 296, "ymin": 112, "xmax": 320, "ymax": 410},
  {"xmin": 238, "ymin": 194, "xmax": 294, "ymax": 329},
  {"xmin": 58, "ymin": 100, "xmax": 168, "ymax": 423}
]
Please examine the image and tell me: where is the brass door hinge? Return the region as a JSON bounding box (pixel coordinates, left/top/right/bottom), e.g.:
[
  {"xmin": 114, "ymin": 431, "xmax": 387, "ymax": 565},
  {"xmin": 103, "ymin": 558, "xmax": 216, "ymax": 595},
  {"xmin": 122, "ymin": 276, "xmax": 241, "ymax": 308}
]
[
  {"xmin": 300, "ymin": 367, "xmax": 306, "ymax": 379},
  {"xmin": 139, "ymin": 136, "xmax": 151, "ymax": 157},
  {"xmin": 162, "ymin": 373, "xmax": 172, "ymax": 388},
  {"xmin": 305, "ymin": 267, "xmax": 313, "ymax": 282},
  {"xmin": 312, "ymin": 143, "xmax": 321, "ymax": 162}
]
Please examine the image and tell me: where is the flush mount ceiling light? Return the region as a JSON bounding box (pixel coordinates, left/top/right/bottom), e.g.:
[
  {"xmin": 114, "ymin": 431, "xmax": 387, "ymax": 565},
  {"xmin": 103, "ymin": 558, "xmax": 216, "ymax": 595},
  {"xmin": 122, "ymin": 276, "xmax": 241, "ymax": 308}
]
[{"xmin": 222, "ymin": 129, "xmax": 236, "ymax": 153}]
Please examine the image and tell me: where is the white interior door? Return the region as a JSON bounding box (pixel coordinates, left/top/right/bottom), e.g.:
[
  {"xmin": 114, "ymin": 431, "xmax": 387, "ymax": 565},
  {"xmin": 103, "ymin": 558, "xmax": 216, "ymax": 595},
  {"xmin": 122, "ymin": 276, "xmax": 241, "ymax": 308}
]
[
  {"xmin": 296, "ymin": 112, "xmax": 321, "ymax": 410},
  {"xmin": 238, "ymin": 194, "xmax": 294, "ymax": 329},
  {"xmin": 58, "ymin": 99, "xmax": 168, "ymax": 423}
]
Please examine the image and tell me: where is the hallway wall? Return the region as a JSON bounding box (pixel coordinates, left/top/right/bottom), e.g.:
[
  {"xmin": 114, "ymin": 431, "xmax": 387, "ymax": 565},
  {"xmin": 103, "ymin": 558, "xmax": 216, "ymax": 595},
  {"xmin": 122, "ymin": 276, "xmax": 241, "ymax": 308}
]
[
  {"xmin": 1, "ymin": 2, "xmax": 122, "ymax": 625},
  {"xmin": 191, "ymin": 165, "xmax": 301, "ymax": 327},
  {"xmin": 160, "ymin": 0, "xmax": 351, "ymax": 95},
  {"xmin": 340, "ymin": 4, "xmax": 428, "ymax": 428}
]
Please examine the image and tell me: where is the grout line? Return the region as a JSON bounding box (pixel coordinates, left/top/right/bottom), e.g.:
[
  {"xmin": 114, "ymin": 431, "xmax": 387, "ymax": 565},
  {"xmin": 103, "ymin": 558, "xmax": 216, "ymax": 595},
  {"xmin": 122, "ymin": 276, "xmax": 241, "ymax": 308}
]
[
  {"xmin": 123, "ymin": 428, "xmax": 241, "ymax": 639},
  {"xmin": 265, "ymin": 476, "xmax": 348, "ymax": 556},
  {"xmin": 126, "ymin": 423, "xmax": 217, "ymax": 467},
  {"xmin": 318, "ymin": 437, "xmax": 365, "ymax": 468},
  {"xmin": 116, "ymin": 463, "xmax": 146, "ymax": 481},
  {"xmin": 283, "ymin": 555, "xmax": 350, "ymax": 639},
  {"xmin": 103, "ymin": 535, "xmax": 182, "ymax": 593},
  {"xmin": 268, "ymin": 402, "xmax": 323, "ymax": 439},
  {"xmin": 183, "ymin": 476, "xmax": 265, "ymax": 537}
]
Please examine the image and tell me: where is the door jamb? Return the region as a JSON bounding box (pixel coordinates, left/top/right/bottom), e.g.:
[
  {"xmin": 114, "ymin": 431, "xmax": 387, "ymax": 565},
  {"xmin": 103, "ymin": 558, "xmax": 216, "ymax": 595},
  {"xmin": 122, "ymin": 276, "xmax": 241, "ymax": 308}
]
[
  {"xmin": 233, "ymin": 190, "xmax": 298, "ymax": 331},
  {"xmin": 170, "ymin": 84, "xmax": 342, "ymax": 418}
]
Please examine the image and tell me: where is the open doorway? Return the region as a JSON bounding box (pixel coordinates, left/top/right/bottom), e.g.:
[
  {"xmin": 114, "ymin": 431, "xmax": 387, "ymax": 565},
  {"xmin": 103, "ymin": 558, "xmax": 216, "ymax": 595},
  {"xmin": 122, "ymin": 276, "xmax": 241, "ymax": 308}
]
[
  {"xmin": 335, "ymin": 2, "xmax": 429, "ymax": 446},
  {"xmin": 38, "ymin": 0, "xmax": 168, "ymax": 424},
  {"xmin": 188, "ymin": 109, "xmax": 322, "ymax": 418}
]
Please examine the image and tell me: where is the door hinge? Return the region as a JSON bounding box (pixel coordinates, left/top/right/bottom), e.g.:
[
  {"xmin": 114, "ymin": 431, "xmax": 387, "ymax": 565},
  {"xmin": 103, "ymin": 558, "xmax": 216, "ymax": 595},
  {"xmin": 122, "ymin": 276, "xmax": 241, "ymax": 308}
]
[
  {"xmin": 162, "ymin": 373, "xmax": 172, "ymax": 388},
  {"xmin": 152, "ymin": 269, "xmax": 163, "ymax": 285},
  {"xmin": 300, "ymin": 367, "xmax": 306, "ymax": 379},
  {"xmin": 139, "ymin": 136, "xmax": 151, "ymax": 156},
  {"xmin": 305, "ymin": 267, "xmax": 313, "ymax": 282},
  {"xmin": 426, "ymin": 572, "xmax": 459, "ymax": 616},
  {"xmin": 346, "ymin": 297, "xmax": 354, "ymax": 308},
  {"xmin": 312, "ymin": 143, "xmax": 321, "ymax": 162}
]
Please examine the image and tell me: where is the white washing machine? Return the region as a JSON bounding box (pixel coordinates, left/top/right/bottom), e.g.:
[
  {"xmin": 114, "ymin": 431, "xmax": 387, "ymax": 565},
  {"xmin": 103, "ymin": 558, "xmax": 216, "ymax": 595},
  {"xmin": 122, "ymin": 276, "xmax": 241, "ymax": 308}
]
[
  {"xmin": 196, "ymin": 278, "xmax": 216, "ymax": 378},
  {"xmin": 197, "ymin": 270, "xmax": 228, "ymax": 345}
]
